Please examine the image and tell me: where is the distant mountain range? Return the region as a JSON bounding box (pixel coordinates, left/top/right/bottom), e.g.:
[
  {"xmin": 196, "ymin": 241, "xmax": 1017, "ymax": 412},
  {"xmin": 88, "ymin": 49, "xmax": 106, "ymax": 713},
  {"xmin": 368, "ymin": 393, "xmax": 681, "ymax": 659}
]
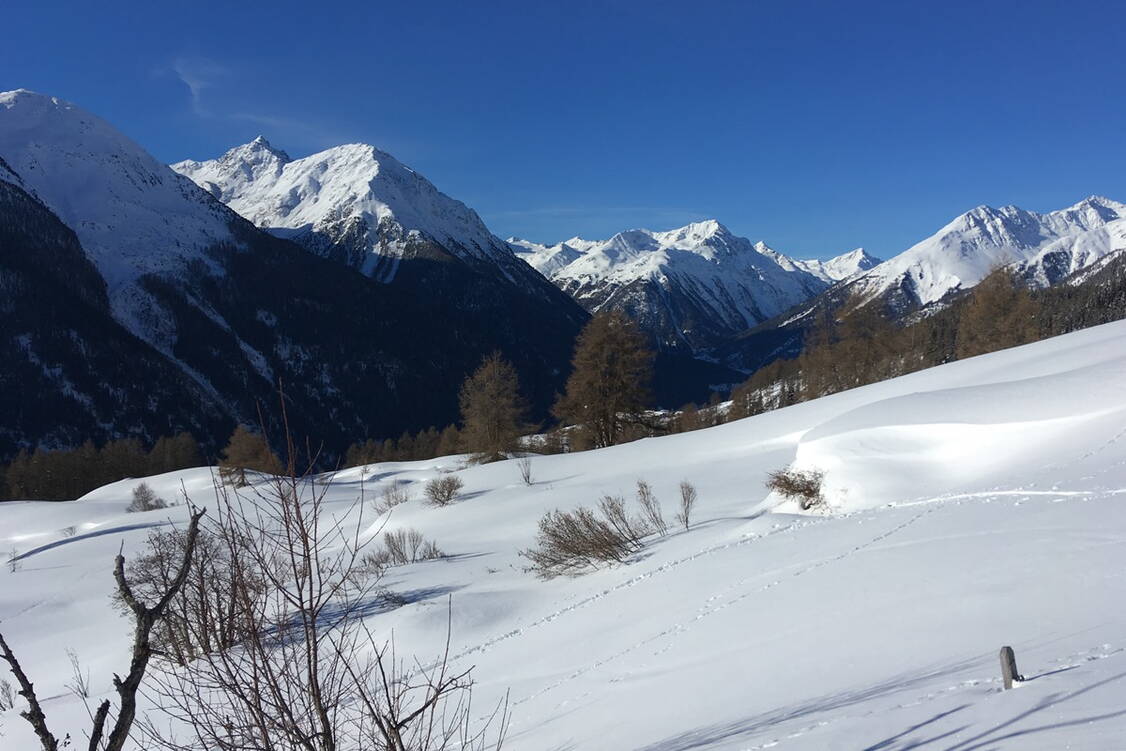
[
  {"xmin": 0, "ymin": 90, "xmax": 585, "ymax": 460},
  {"xmin": 2, "ymin": 87, "xmax": 1124, "ymax": 459},
  {"xmin": 844, "ymin": 195, "xmax": 1126, "ymax": 314},
  {"xmin": 510, "ymin": 223, "xmax": 878, "ymax": 352}
]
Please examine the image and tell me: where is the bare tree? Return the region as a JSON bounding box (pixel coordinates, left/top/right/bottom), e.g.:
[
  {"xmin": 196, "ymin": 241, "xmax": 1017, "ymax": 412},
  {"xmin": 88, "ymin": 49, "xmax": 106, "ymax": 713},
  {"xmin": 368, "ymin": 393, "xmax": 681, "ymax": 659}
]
[
  {"xmin": 0, "ymin": 505, "xmax": 206, "ymax": 751},
  {"xmin": 553, "ymin": 311, "xmax": 655, "ymax": 449},
  {"xmin": 142, "ymin": 410, "xmax": 501, "ymax": 751},
  {"xmin": 458, "ymin": 352, "xmax": 528, "ymax": 464},
  {"xmin": 340, "ymin": 606, "xmax": 509, "ymax": 751},
  {"xmin": 114, "ymin": 525, "xmax": 267, "ymax": 667},
  {"xmin": 675, "ymin": 481, "xmax": 698, "ymax": 531}
]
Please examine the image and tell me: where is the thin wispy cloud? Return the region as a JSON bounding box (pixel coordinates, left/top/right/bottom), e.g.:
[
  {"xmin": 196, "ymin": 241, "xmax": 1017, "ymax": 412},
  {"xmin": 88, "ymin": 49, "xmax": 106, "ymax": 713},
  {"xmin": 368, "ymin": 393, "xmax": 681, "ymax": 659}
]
[
  {"xmin": 170, "ymin": 57, "xmax": 227, "ymax": 116},
  {"xmin": 162, "ymin": 56, "xmax": 343, "ymax": 153}
]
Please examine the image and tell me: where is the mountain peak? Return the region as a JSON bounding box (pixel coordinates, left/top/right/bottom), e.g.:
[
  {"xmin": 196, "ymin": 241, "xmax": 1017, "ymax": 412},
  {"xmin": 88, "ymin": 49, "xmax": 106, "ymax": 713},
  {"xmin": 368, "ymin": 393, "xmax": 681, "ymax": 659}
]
[
  {"xmin": 224, "ymin": 135, "xmax": 291, "ymax": 165},
  {"xmin": 173, "ymin": 138, "xmax": 520, "ymax": 276}
]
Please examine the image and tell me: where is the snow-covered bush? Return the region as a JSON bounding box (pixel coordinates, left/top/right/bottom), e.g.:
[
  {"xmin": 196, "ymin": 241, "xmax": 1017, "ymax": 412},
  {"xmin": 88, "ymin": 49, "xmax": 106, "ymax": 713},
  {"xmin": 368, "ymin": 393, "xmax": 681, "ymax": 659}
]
[
  {"xmin": 766, "ymin": 468, "xmax": 825, "ymax": 510},
  {"xmin": 425, "ymin": 475, "xmax": 464, "ymax": 506},
  {"xmin": 126, "ymin": 482, "xmax": 167, "ymax": 513}
]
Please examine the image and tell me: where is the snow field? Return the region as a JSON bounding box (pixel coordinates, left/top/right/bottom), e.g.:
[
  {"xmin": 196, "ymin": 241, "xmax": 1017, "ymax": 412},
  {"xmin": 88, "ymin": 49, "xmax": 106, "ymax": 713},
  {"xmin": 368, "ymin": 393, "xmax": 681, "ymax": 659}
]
[{"xmin": 3, "ymin": 320, "xmax": 1126, "ymax": 748}]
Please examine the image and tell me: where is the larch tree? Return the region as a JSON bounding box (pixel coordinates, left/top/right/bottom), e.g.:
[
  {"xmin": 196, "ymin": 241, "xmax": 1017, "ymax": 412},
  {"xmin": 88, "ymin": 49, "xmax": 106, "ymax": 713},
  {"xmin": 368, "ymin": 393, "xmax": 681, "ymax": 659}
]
[
  {"xmin": 459, "ymin": 352, "xmax": 528, "ymax": 463},
  {"xmin": 955, "ymin": 266, "xmax": 1038, "ymax": 360},
  {"xmin": 553, "ymin": 310, "xmax": 655, "ymax": 449},
  {"xmin": 218, "ymin": 424, "xmax": 283, "ymax": 486}
]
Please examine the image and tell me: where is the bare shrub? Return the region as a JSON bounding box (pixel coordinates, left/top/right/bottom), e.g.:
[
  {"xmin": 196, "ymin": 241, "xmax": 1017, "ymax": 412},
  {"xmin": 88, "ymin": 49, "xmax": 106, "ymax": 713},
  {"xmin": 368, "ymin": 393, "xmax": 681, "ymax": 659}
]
[
  {"xmin": 126, "ymin": 482, "xmax": 167, "ymax": 513},
  {"xmin": 63, "ymin": 648, "xmax": 90, "ymax": 699},
  {"xmin": 5, "ymin": 548, "xmax": 18, "ymax": 574},
  {"xmin": 521, "ymin": 505, "xmax": 644, "ymax": 578},
  {"xmin": 61, "ymin": 525, "xmax": 78, "ymax": 538},
  {"xmin": 381, "ymin": 528, "xmax": 444, "ymax": 566},
  {"xmin": 517, "ymin": 456, "xmax": 534, "ymax": 486},
  {"xmin": 376, "ymin": 481, "xmax": 412, "ymax": 512},
  {"xmin": 766, "ymin": 467, "xmax": 825, "ymax": 510},
  {"xmin": 635, "ymin": 479, "xmax": 667, "ymax": 536},
  {"xmin": 598, "ymin": 494, "xmax": 649, "ymax": 545},
  {"xmin": 675, "ymin": 480, "xmax": 698, "ymax": 531},
  {"xmin": 425, "ymin": 475, "xmax": 465, "ymax": 506},
  {"xmin": 0, "ymin": 678, "xmax": 14, "ymax": 711}
]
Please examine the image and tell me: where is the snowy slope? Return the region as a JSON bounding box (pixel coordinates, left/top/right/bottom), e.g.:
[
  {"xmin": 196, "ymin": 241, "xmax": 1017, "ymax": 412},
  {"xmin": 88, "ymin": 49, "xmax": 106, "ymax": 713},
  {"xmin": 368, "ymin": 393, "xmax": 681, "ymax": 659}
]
[
  {"xmin": 0, "ymin": 90, "xmax": 233, "ymax": 303},
  {"xmin": 511, "ymin": 220, "xmax": 846, "ymax": 351},
  {"xmin": 849, "ymin": 196, "xmax": 1126, "ymax": 310},
  {"xmin": 4, "ymin": 320, "xmax": 1126, "ymax": 749},
  {"xmin": 173, "ymin": 138, "xmax": 522, "ymax": 281}
]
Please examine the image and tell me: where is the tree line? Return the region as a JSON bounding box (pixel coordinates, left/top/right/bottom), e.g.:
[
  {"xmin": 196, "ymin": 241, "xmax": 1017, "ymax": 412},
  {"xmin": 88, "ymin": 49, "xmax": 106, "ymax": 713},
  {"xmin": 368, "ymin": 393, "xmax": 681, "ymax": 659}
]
[
  {"xmin": 7, "ymin": 254, "xmax": 1121, "ymax": 499},
  {"xmin": 0, "ymin": 310, "xmax": 661, "ymax": 499},
  {"xmin": 724, "ymin": 258, "xmax": 1126, "ymax": 421},
  {"xmin": 1, "ymin": 433, "xmax": 202, "ymax": 501}
]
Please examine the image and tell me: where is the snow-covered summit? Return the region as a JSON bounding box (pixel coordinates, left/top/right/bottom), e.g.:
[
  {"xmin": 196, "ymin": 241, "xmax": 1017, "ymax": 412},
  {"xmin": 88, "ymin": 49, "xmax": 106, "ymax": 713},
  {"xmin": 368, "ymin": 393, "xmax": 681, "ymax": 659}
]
[
  {"xmin": 0, "ymin": 89, "xmax": 233, "ymax": 292},
  {"xmin": 173, "ymin": 138, "xmax": 520, "ymax": 280},
  {"xmin": 849, "ymin": 195, "xmax": 1126, "ymax": 309},
  {"xmin": 794, "ymin": 247, "xmax": 881, "ymax": 283},
  {"xmin": 172, "ymin": 135, "xmax": 290, "ymax": 205},
  {"xmin": 511, "ymin": 219, "xmax": 835, "ymax": 351}
]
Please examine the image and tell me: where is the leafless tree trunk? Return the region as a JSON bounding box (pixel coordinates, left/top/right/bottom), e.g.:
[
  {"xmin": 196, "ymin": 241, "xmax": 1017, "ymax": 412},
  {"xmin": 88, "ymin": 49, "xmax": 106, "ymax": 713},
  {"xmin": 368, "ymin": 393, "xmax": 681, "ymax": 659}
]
[
  {"xmin": 0, "ymin": 506, "xmax": 206, "ymax": 751},
  {"xmin": 142, "ymin": 394, "xmax": 505, "ymax": 751}
]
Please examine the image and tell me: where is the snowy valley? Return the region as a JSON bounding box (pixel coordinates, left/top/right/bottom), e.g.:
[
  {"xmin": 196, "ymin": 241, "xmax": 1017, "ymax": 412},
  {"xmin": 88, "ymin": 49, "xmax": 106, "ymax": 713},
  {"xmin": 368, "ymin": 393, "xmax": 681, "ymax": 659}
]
[{"xmin": 3, "ymin": 321, "xmax": 1125, "ymax": 749}]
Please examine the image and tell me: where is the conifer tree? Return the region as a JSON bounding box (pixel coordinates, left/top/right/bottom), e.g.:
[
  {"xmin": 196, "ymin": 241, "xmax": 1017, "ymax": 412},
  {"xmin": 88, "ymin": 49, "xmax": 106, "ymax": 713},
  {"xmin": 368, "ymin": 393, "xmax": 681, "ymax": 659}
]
[
  {"xmin": 955, "ymin": 266, "xmax": 1038, "ymax": 359},
  {"xmin": 458, "ymin": 352, "xmax": 528, "ymax": 463},
  {"xmin": 553, "ymin": 310, "xmax": 655, "ymax": 449},
  {"xmin": 218, "ymin": 425, "xmax": 282, "ymax": 487},
  {"xmin": 436, "ymin": 424, "xmax": 462, "ymax": 457}
]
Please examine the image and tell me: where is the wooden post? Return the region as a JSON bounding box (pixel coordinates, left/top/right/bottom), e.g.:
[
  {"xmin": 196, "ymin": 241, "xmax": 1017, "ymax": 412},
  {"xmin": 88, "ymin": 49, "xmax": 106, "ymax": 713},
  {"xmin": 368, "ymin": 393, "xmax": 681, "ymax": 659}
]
[{"xmin": 1000, "ymin": 645, "xmax": 1021, "ymax": 689}]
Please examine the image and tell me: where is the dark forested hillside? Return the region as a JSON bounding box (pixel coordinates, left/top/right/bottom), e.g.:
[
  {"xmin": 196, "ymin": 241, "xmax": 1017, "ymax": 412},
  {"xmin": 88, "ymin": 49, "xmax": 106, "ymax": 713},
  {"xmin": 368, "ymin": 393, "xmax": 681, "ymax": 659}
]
[{"xmin": 0, "ymin": 179, "xmax": 228, "ymax": 459}]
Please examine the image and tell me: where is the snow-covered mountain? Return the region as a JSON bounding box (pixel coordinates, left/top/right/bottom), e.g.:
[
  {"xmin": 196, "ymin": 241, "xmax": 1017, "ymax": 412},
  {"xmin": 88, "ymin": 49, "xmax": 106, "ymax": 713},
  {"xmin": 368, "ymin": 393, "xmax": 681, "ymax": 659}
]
[
  {"xmin": 792, "ymin": 247, "xmax": 880, "ymax": 283},
  {"xmin": 511, "ymin": 220, "xmax": 872, "ymax": 352},
  {"xmin": 0, "ymin": 89, "xmax": 585, "ymax": 457},
  {"xmin": 0, "ymin": 89, "xmax": 234, "ymax": 338},
  {"xmin": 848, "ymin": 196, "xmax": 1126, "ymax": 312},
  {"xmin": 172, "ymin": 138, "xmax": 527, "ymax": 283}
]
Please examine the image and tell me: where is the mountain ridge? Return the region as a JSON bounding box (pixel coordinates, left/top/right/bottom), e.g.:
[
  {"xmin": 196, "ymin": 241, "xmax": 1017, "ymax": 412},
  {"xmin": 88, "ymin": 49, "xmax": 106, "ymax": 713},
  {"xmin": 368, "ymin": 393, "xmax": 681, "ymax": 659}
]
[{"xmin": 510, "ymin": 220, "xmax": 876, "ymax": 353}]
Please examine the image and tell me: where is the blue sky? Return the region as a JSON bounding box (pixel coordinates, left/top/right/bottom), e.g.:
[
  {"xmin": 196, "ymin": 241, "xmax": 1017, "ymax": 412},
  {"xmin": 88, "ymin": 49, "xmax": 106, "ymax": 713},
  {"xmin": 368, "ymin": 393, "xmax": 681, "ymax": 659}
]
[{"xmin": 3, "ymin": 0, "xmax": 1124, "ymax": 260}]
